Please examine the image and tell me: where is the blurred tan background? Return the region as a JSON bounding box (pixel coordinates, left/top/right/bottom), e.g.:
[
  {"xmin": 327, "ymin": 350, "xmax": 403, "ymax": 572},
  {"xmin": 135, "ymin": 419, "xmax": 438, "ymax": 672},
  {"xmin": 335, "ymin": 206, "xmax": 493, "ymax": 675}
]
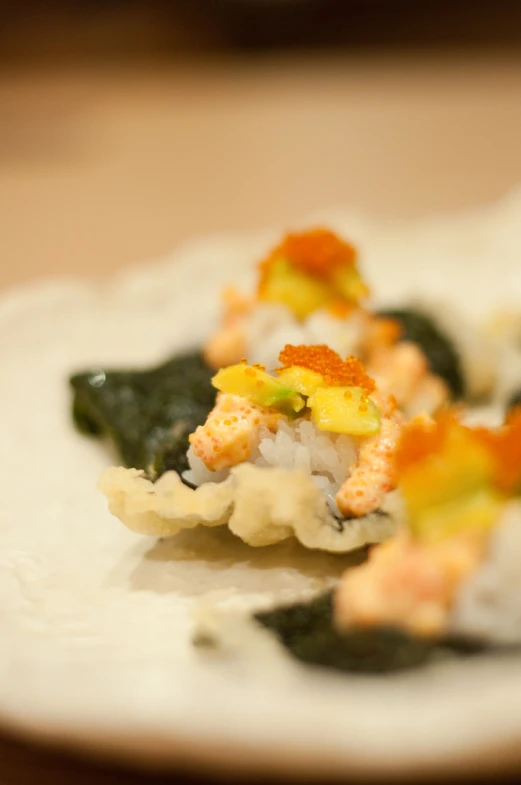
[{"xmin": 1, "ymin": 1, "xmax": 521, "ymax": 292}]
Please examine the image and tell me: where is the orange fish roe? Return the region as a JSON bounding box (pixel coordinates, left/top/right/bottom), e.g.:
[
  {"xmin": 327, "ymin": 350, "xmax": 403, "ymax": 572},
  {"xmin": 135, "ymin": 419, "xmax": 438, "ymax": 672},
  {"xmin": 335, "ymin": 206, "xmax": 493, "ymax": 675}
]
[
  {"xmin": 258, "ymin": 228, "xmax": 358, "ymax": 288},
  {"xmin": 396, "ymin": 409, "xmax": 521, "ymax": 495},
  {"xmin": 277, "ymin": 344, "xmax": 376, "ymax": 393},
  {"xmin": 474, "ymin": 408, "xmax": 521, "ymax": 494},
  {"xmin": 394, "ymin": 412, "xmax": 454, "ymax": 475},
  {"xmin": 327, "ymin": 298, "xmax": 357, "ymax": 319}
]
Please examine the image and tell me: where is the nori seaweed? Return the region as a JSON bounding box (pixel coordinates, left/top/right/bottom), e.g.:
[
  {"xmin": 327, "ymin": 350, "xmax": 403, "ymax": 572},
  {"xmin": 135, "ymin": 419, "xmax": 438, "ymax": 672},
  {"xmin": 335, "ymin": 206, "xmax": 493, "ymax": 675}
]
[
  {"xmin": 255, "ymin": 591, "xmax": 492, "ymax": 674},
  {"xmin": 377, "ymin": 308, "xmax": 465, "ymax": 399},
  {"xmin": 69, "ymin": 351, "xmax": 216, "ymax": 479}
]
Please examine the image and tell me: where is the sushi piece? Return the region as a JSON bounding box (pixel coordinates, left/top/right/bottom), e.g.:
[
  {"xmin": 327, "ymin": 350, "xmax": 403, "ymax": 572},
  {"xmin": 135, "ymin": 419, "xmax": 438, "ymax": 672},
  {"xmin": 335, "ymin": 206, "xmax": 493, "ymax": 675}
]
[
  {"xmin": 99, "ymin": 345, "xmax": 405, "ymax": 553},
  {"xmin": 204, "ymin": 228, "xmax": 495, "ymax": 416},
  {"xmin": 334, "ymin": 410, "xmax": 521, "ymax": 640},
  {"xmin": 222, "ymin": 410, "xmax": 521, "ymax": 674},
  {"xmin": 204, "ymin": 228, "xmax": 369, "ymax": 371}
]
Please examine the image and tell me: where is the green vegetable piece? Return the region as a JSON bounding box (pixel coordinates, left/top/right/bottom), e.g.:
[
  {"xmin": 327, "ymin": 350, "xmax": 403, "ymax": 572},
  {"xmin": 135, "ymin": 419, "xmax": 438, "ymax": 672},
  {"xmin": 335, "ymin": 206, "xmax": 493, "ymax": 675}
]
[
  {"xmin": 70, "ymin": 351, "xmax": 215, "ymax": 479},
  {"xmin": 212, "ymin": 363, "xmax": 306, "ymax": 415},
  {"xmin": 377, "ymin": 308, "xmax": 464, "ymax": 399}
]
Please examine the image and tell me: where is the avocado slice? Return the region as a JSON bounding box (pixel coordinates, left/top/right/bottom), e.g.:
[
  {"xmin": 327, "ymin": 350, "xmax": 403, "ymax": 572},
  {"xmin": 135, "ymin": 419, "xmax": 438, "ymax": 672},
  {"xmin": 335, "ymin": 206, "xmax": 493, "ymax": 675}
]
[
  {"xmin": 400, "ymin": 428, "xmax": 494, "ymax": 521},
  {"xmin": 212, "ymin": 363, "xmax": 306, "ymax": 415},
  {"xmin": 331, "ymin": 265, "xmax": 369, "ymax": 304},
  {"xmin": 276, "ymin": 365, "xmax": 325, "ymax": 397},
  {"xmin": 409, "ymin": 487, "xmax": 504, "ymax": 544},
  {"xmin": 258, "ymin": 257, "xmax": 332, "ymax": 319},
  {"xmin": 307, "ymin": 386, "xmax": 381, "ymax": 436}
]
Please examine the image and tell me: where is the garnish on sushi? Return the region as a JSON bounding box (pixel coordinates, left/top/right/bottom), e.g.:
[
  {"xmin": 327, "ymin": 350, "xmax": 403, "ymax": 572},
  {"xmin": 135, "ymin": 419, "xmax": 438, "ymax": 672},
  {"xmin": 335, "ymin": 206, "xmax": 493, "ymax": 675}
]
[
  {"xmin": 256, "ymin": 229, "xmax": 367, "ymax": 320},
  {"xmin": 336, "ymin": 411, "xmax": 521, "ymax": 636},
  {"xmin": 204, "ymin": 227, "xmax": 495, "ymax": 415},
  {"xmin": 248, "ymin": 410, "xmax": 521, "ymax": 672},
  {"xmin": 98, "ymin": 345, "xmax": 405, "ymax": 552},
  {"xmin": 71, "ymin": 228, "xmax": 496, "ymax": 488}
]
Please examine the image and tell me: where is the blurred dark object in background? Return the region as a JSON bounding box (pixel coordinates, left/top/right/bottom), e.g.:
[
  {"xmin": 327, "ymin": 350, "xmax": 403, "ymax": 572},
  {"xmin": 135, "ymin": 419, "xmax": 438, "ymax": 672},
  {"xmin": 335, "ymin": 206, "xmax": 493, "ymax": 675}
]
[
  {"xmin": 191, "ymin": 0, "xmax": 521, "ymax": 49},
  {"xmin": 1, "ymin": 0, "xmax": 521, "ymax": 61}
]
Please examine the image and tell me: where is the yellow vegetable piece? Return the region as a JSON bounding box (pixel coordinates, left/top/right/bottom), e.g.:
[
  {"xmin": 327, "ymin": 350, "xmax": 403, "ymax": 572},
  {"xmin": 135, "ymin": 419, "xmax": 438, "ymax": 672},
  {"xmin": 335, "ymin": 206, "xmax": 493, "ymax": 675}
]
[
  {"xmin": 400, "ymin": 428, "xmax": 495, "ymax": 522},
  {"xmin": 409, "ymin": 487, "xmax": 505, "ymax": 544},
  {"xmin": 212, "ymin": 363, "xmax": 306, "ymax": 414},
  {"xmin": 276, "ymin": 366, "xmax": 325, "ymax": 397},
  {"xmin": 331, "ymin": 265, "xmax": 370, "ymax": 304},
  {"xmin": 307, "ymin": 386, "xmax": 381, "ymax": 436},
  {"xmin": 258, "ymin": 258, "xmax": 332, "ymax": 319}
]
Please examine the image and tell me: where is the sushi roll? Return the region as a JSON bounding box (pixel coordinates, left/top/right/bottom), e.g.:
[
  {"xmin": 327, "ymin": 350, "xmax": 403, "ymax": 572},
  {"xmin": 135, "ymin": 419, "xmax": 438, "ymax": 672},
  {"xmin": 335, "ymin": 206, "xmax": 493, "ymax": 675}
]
[
  {"xmin": 99, "ymin": 345, "xmax": 406, "ymax": 553},
  {"xmin": 205, "ymin": 410, "xmax": 521, "ymax": 674},
  {"xmin": 334, "ymin": 410, "xmax": 521, "ymax": 641},
  {"xmin": 204, "ymin": 228, "xmax": 496, "ymax": 417}
]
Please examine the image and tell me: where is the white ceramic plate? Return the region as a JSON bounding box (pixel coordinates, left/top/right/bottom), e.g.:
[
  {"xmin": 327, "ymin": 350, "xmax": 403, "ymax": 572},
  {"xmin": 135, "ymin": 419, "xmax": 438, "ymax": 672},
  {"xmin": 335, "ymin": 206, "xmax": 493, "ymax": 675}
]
[{"xmin": 2, "ymin": 191, "xmax": 521, "ymax": 780}]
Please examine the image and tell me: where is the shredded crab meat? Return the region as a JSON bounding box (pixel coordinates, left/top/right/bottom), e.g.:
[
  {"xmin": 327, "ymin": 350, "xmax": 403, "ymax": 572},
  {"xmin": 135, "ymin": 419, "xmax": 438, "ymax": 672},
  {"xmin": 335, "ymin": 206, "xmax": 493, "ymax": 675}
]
[
  {"xmin": 277, "ymin": 344, "xmax": 375, "ymax": 393},
  {"xmin": 204, "ymin": 288, "xmax": 253, "ymax": 369},
  {"xmin": 367, "ymin": 341, "xmax": 449, "ymax": 415},
  {"xmin": 335, "ymin": 398, "xmax": 404, "ymax": 518},
  {"xmin": 204, "ymin": 324, "xmax": 246, "ymax": 370},
  {"xmin": 361, "ymin": 316, "xmax": 402, "ymax": 353},
  {"xmin": 334, "ymin": 531, "xmax": 484, "ymax": 637},
  {"xmin": 189, "ymin": 392, "xmax": 281, "ymax": 472}
]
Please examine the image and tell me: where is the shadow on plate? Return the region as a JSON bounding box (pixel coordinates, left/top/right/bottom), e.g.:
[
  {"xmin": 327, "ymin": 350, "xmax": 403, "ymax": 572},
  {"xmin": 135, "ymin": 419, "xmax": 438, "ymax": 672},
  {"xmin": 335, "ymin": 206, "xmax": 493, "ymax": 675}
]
[{"xmin": 126, "ymin": 526, "xmax": 366, "ymax": 597}]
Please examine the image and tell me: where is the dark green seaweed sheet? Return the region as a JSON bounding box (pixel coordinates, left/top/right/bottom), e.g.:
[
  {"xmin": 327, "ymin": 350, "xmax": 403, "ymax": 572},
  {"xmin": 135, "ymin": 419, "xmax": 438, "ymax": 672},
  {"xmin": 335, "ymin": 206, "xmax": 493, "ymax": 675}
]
[
  {"xmin": 377, "ymin": 308, "xmax": 465, "ymax": 399},
  {"xmin": 70, "ymin": 351, "xmax": 216, "ymax": 479},
  {"xmin": 255, "ymin": 591, "xmax": 491, "ymax": 674}
]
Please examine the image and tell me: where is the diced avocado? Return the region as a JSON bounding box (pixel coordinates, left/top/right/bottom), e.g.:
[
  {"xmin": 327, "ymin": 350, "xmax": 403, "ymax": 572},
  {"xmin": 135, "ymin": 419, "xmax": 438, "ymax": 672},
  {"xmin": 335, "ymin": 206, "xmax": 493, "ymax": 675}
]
[
  {"xmin": 212, "ymin": 363, "xmax": 306, "ymax": 414},
  {"xmin": 409, "ymin": 487, "xmax": 504, "ymax": 544},
  {"xmin": 259, "ymin": 258, "xmax": 332, "ymax": 319},
  {"xmin": 307, "ymin": 386, "xmax": 381, "ymax": 436},
  {"xmin": 276, "ymin": 366, "xmax": 325, "ymax": 397},
  {"xmin": 400, "ymin": 429, "xmax": 495, "ymax": 521},
  {"xmin": 331, "ymin": 265, "xmax": 369, "ymax": 304}
]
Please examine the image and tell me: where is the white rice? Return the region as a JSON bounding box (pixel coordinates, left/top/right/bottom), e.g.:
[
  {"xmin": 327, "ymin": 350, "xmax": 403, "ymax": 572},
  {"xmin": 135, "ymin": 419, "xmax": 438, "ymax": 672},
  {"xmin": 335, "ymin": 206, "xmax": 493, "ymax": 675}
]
[
  {"xmin": 450, "ymin": 501, "xmax": 521, "ymax": 644},
  {"xmin": 184, "ymin": 418, "xmax": 358, "ymax": 518},
  {"xmin": 243, "ymin": 303, "xmax": 366, "ymax": 370},
  {"xmin": 183, "ymin": 449, "xmax": 230, "ymax": 487},
  {"xmin": 241, "ymin": 299, "xmax": 499, "ymax": 403}
]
